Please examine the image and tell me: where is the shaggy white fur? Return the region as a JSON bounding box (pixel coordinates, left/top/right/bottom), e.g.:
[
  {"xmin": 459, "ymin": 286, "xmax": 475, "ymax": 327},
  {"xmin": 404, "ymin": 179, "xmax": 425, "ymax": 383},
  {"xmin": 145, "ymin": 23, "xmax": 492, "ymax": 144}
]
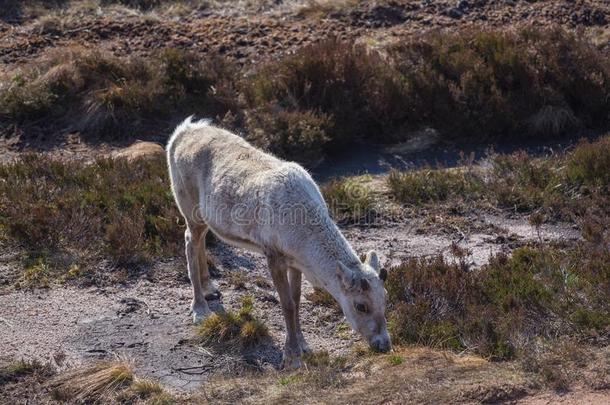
[{"xmin": 167, "ymin": 117, "xmax": 391, "ymax": 368}]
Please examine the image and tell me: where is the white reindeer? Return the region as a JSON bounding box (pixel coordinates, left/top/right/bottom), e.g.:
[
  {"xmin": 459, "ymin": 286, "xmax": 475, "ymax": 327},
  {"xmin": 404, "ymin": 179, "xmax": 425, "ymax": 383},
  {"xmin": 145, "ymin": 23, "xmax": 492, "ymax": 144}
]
[{"xmin": 166, "ymin": 117, "xmax": 391, "ymax": 368}]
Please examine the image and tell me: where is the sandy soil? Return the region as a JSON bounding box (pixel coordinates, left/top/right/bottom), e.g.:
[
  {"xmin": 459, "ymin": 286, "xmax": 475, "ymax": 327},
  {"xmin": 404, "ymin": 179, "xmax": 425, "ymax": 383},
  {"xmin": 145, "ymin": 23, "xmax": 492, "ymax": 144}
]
[{"xmin": 0, "ymin": 212, "xmax": 581, "ymax": 393}]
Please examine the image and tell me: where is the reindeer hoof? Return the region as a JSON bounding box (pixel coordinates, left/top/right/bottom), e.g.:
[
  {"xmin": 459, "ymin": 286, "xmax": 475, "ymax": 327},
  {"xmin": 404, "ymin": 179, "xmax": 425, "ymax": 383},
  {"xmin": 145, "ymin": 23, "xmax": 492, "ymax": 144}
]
[
  {"xmin": 204, "ymin": 290, "xmax": 222, "ymax": 300},
  {"xmin": 192, "ymin": 310, "xmax": 211, "ymax": 325},
  {"xmin": 281, "ymin": 354, "xmax": 303, "ymax": 370}
]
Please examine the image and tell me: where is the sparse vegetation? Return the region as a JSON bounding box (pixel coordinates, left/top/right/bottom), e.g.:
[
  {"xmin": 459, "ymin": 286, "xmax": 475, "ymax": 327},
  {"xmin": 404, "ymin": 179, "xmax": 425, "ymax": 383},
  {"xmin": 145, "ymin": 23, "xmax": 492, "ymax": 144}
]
[
  {"xmin": 198, "ymin": 296, "xmax": 269, "ymax": 347},
  {"xmin": 0, "ymin": 360, "xmax": 45, "ymax": 384},
  {"xmin": 0, "ymin": 47, "xmax": 237, "ymax": 140},
  {"xmin": 2, "ymin": 28, "xmax": 608, "ymax": 165},
  {"xmin": 0, "ymin": 154, "xmax": 182, "ymax": 286},
  {"xmin": 387, "ymin": 238, "xmax": 610, "ymax": 360},
  {"xmin": 51, "ymin": 361, "xmax": 134, "ymax": 402},
  {"xmin": 321, "ymin": 176, "xmax": 376, "ymax": 223}
]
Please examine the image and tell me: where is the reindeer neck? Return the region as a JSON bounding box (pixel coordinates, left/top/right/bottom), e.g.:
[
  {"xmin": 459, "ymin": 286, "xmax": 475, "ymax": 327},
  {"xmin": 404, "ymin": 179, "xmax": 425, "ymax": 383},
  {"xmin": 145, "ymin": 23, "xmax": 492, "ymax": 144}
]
[{"xmin": 295, "ymin": 216, "xmax": 360, "ymax": 300}]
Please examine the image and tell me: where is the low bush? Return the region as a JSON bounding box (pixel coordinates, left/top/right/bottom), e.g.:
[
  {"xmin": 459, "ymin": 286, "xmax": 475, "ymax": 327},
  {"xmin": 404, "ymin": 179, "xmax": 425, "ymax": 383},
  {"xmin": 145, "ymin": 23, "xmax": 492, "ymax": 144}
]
[
  {"xmin": 390, "ymin": 28, "xmax": 610, "ymax": 140},
  {"xmin": 0, "ymin": 154, "xmax": 182, "ymax": 285},
  {"xmin": 0, "ymin": 0, "xmax": 68, "ymax": 22},
  {"xmin": 486, "ymin": 152, "xmax": 564, "ymax": 213},
  {"xmin": 387, "ymin": 168, "xmax": 482, "ymax": 206},
  {"xmin": 387, "ymin": 242, "xmax": 610, "ymax": 360},
  {"xmin": 245, "ymin": 108, "xmax": 331, "ymax": 165},
  {"xmin": 242, "ymin": 38, "xmax": 404, "ymax": 154},
  {"xmin": 0, "ymin": 47, "xmax": 238, "ymax": 140},
  {"xmin": 388, "ymin": 135, "xmax": 610, "ymax": 221},
  {"xmin": 566, "ymin": 137, "xmax": 610, "ymax": 189}
]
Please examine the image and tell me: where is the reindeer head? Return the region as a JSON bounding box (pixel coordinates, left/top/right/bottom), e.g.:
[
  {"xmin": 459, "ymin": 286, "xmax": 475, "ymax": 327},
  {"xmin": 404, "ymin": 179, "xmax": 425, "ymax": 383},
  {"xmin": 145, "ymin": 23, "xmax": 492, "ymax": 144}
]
[{"xmin": 336, "ymin": 250, "xmax": 391, "ymax": 352}]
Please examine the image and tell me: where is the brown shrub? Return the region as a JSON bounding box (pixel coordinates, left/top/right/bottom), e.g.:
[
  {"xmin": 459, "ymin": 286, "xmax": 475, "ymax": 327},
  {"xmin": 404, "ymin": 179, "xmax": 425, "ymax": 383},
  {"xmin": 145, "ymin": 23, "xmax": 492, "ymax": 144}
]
[
  {"xmin": 0, "ymin": 47, "xmax": 238, "ymax": 140},
  {"xmin": 245, "ymin": 108, "xmax": 331, "ymax": 165},
  {"xmin": 566, "ymin": 137, "xmax": 610, "ymax": 189},
  {"xmin": 0, "ymin": 154, "xmax": 183, "ymax": 284},
  {"xmin": 242, "ymin": 38, "xmax": 406, "ymax": 151},
  {"xmin": 390, "ymin": 28, "xmax": 610, "ymax": 140},
  {"xmin": 387, "ymin": 243, "xmax": 610, "ymax": 360}
]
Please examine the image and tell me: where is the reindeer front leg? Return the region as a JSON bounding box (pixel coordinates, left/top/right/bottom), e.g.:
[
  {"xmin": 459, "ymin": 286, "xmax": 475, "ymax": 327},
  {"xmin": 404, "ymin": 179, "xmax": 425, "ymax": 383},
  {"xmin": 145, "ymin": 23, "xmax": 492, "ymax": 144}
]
[
  {"xmin": 288, "ymin": 267, "xmax": 311, "ymax": 354},
  {"xmin": 267, "ymin": 252, "xmax": 302, "ymax": 369}
]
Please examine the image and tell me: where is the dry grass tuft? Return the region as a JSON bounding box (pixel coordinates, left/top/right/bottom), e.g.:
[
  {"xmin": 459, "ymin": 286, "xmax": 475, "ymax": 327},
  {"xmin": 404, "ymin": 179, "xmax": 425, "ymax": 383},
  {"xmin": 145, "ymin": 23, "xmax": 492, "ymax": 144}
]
[{"xmin": 50, "ymin": 361, "xmax": 134, "ymax": 402}]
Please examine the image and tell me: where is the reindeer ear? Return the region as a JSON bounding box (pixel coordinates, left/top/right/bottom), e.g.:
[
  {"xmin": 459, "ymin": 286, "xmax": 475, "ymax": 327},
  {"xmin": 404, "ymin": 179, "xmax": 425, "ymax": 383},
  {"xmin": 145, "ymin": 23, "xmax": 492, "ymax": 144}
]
[
  {"xmin": 379, "ymin": 268, "xmax": 388, "ymax": 282},
  {"xmin": 336, "ymin": 261, "xmax": 355, "ymax": 290},
  {"xmin": 365, "ymin": 250, "xmax": 381, "ymax": 272}
]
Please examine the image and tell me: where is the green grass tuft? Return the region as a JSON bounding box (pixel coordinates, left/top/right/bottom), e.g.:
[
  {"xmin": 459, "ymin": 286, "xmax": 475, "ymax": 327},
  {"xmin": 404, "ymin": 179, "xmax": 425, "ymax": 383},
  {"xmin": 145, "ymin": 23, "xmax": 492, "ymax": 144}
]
[{"xmin": 198, "ymin": 297, "xmax": 269, "ymax": 347}]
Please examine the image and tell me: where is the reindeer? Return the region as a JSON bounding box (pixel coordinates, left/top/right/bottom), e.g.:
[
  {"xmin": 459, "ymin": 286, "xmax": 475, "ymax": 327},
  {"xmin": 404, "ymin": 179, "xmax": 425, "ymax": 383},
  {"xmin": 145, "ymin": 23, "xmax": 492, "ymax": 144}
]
[{"xmin": 166, "ymin": 117, "xmax": 391, "ymax": 368}]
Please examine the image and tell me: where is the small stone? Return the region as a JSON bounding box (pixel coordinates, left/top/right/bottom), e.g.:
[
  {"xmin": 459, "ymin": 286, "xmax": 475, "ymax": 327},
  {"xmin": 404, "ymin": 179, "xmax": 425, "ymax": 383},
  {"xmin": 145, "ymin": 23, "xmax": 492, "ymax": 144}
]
[
  {"xmin": 446, "ymin": 7, "xmax": 463, "ymax": 19},
  {"xmin": 457, "ymin": 0, "xmax": 469, "ymax": 11}
]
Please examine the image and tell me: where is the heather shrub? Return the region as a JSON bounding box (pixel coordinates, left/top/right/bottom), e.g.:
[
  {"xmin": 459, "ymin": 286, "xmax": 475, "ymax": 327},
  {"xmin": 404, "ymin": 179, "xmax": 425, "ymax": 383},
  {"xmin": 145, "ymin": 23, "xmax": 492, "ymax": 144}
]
[
  {"xmin": 245, "ymin": 108, "xmax": 331, "ymax": 165},
  {"xmin": 243, "ymin": 38, "xmax": 406, "ymax": 151},
  {"xmin": 487, "ymin": 152, "xmax": 564, "ymax": 213},
  {"xmin": 2, "ymin": 28, "xmax": 609, "ymax": 163},
  {"xmin": 387, "ymin": 168, "xmax": 483, "ymax": 205},
  {"xmin": 387, "ymin": 243, "xmax": 610, "ymax": 360},
  {"xmin": 387, "ymin": 135, "xmax": 610, "ymax": 218},
  {"xmin": 566, "ymin": 137, "xmax": 610, "ymax": 189},
  {"xmin": 0, "ymin": 47, "xmax": 238, "ymax": 140},
  {"xmin": 0, "ymin": 154, "xmax": 183, "ymax": 283},
  {"xmin": 390, "ymin": 28, "xmax": 610, "ymax": 140},
  {"xmin": 0, "ymin": 0, "xmax": 67, "ymax": 21}
]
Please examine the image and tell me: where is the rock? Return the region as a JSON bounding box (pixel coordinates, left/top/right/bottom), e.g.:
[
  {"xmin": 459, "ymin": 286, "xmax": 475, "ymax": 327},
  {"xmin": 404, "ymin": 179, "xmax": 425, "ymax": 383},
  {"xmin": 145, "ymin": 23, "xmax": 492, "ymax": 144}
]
[{"xmin": 112, "ymin": 141, "xmax": 165, "ymax": 162}]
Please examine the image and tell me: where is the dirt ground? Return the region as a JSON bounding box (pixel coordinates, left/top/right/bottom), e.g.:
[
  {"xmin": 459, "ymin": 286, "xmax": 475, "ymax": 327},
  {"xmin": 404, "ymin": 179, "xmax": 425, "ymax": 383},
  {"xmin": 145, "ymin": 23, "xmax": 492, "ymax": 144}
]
[
  {"xmin": 0, "ymin": 210, "xmax": 582, "ymax": 393},
  {"xmin": 1, "ymin": 0, "xmax": 608, "ymax": 67}
]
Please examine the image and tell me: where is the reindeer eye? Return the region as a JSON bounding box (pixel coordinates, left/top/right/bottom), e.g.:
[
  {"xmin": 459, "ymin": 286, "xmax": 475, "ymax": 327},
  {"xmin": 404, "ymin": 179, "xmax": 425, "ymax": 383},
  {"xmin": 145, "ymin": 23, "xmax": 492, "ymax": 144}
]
[{"xmin": 355, "ymin": 303, "xmax": 368, "ymax": 313}]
